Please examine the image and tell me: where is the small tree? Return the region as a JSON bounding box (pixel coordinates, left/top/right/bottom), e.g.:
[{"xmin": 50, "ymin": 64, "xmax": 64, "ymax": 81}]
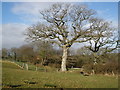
[
  {"xmin": 19, "ymin": 44, "xmax": 35, "ymax": 62},
  {"xmin": 25, "ymin": 3, "xmax": 98, "ymax": 71},
  {"xmin": 32, "ymin": 41, "xmax": 55, "ymax": 65},
  {"xmin": 2, "ymin": 48, "xmax": 8, "ymax": 59},
  {"xmin": 10, "ymin": 48, "xmax": 18, "ymax": 61}
]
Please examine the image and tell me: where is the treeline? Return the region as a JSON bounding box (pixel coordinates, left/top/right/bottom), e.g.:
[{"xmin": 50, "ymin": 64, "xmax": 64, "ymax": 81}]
[
  {"xmin": 1, "ymin": 41, "xmax": 119, "ymax": 75},
  {"xmin": 1, "ymin": 41, "xmax": 62, "ymax": 64}
]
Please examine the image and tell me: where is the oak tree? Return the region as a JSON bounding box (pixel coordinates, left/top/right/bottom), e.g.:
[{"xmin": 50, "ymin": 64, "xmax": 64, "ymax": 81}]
[{"xmin": 25, "ymin": 3, "xmax": 97, "ymax": 71}]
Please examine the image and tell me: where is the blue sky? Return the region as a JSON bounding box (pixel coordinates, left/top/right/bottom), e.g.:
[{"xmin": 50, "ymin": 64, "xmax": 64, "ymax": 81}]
[
  {"xmin": 2, "ymin": 3, "xmax": 23, "ymax": 24},
  {"xmin": 1, "ymin": 2, "xmax": 118, "ymax": 49},
  {"xmin": 86, "ymin": 2, "xmax": 118, "ymax": 20},
  {"xmin": 2, "ymin": 2, "xmax": 118, "ymax": 24}
]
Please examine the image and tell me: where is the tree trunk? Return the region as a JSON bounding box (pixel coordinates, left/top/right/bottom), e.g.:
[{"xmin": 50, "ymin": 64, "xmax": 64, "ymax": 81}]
[
  {"xmin": 61, "ymin": 45, "xmax": 68, "ymax": 72},
  {"xmin": 93, "ymin": 52, "xmax": 97, "ymax": 65},
  {"xmin": 92, "ymin": 52, "xmax": 98, "ymax": 75}
]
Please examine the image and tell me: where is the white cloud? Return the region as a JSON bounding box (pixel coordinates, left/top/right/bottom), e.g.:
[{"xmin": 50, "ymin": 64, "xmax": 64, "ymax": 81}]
[
  {"xmin": 2, "ymin": 23, "xmax": 29, "ymax": 49},
  {"xmin": 12, "ymin": 3, "xmax": 45, "ymax": 15},
  {"xmin": 11, "ymin": 2, "xmax": 118, "ymax": 25},
  {"xmin": 11, "ymin": 2, "xmax": 54, "ymax": 23}
]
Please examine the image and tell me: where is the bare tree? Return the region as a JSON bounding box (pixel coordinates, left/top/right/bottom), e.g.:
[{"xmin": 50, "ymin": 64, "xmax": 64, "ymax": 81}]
[
  {"xmin": 76, "ymin": 47, "xmax": 92, "ymax": 56},
  {"xmin": 10, "ymin": 48, "xmax": 18, "ymax": 61},
  {"xmin": 85, "ymin": 18, "xmax": 119, "ymax": 64},
  {"xmin": 25, "ymin": 3, "xmax": 96, "ymax": 71}
]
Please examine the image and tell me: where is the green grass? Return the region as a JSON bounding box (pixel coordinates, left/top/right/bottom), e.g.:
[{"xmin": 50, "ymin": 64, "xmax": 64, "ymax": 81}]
[
  {"xmin": 2, "ymin": 61, "xmax": 21, "ymax": 69},
  {"xmin": 11, "ymin": 60, "xmax": 57, "ymax": 72},
  {"xmin": 2, "ymin": 61, "xmax": 118, "ymax": 88}
]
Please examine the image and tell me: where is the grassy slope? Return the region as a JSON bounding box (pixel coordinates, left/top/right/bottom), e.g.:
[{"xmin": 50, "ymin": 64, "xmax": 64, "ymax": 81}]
[{"xmin": 2, "ymin": 61, "xmax": 118, "ymax": 88}]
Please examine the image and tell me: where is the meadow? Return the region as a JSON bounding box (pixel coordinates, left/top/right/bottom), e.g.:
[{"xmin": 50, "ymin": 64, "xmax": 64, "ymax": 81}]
[{"xmin": 2, "ymin": 60, "xmax": 118, "ymax": 88}]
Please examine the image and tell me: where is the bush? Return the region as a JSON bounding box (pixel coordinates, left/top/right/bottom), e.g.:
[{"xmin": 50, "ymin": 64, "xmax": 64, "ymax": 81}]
[
  {"xmin": 83, "ymin": 64, "xmax": 94, "ymax": 74},
  {"xmin": 48, "ymin": 63, "xmax": 61, "ymax": 68},
  {"xmin": 83, "ymin": 61, "xmax": 118, "ymax": 75},
  {"xmin": 104, "ymin": 62, "xmax": 118, "ymax": 75}
]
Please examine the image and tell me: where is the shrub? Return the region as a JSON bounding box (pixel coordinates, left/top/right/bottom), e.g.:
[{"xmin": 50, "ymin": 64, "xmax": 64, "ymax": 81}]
[
  {"xmin": 83, "ymin": 61, "xmax": 118, "ymax": 75},
  {"xmin": 83, "ymin": 64, "xmax": 94, "ymax": 74}
]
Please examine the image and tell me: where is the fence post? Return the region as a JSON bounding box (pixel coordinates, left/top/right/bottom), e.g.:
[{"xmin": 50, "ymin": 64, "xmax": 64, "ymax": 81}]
[
  {"xmin": 22, "ymin": 63, "xmax": 25, "ymax": 68},
  {"xmin": 36, "ymin": 67, "xmax": 38, "ymax": 71},
  {"xmin": 92, "ymin": 69, "xmax": 95, "ymax": 75},
  {"xmin": 112, "ymin": 71, "xmax": 115, "ymax": 76}
]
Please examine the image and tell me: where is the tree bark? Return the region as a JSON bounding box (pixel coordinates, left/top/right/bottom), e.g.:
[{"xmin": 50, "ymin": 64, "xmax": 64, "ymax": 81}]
[
  {"xmin": 61, "ymin": 45, "xmax": 68, "ymax": 72},
  {"xmin": 92, "ymin": 52, "xmax": 98, "ymax": 74},
  {"xmin": 93, "ymin": 52, "xmax": 97, "ymax": 65}
]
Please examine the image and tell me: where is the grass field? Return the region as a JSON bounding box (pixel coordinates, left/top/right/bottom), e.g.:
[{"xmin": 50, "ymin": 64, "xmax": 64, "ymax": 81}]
[{"xmin": 2, "ymin": 60, "xmax": 118, "ymax": 88}]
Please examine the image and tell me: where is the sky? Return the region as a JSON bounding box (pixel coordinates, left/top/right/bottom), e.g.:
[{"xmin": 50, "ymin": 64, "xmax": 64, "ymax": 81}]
[{"xmin": 1, "ymin": 2, "xmax": 118, "ymax": 49}]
